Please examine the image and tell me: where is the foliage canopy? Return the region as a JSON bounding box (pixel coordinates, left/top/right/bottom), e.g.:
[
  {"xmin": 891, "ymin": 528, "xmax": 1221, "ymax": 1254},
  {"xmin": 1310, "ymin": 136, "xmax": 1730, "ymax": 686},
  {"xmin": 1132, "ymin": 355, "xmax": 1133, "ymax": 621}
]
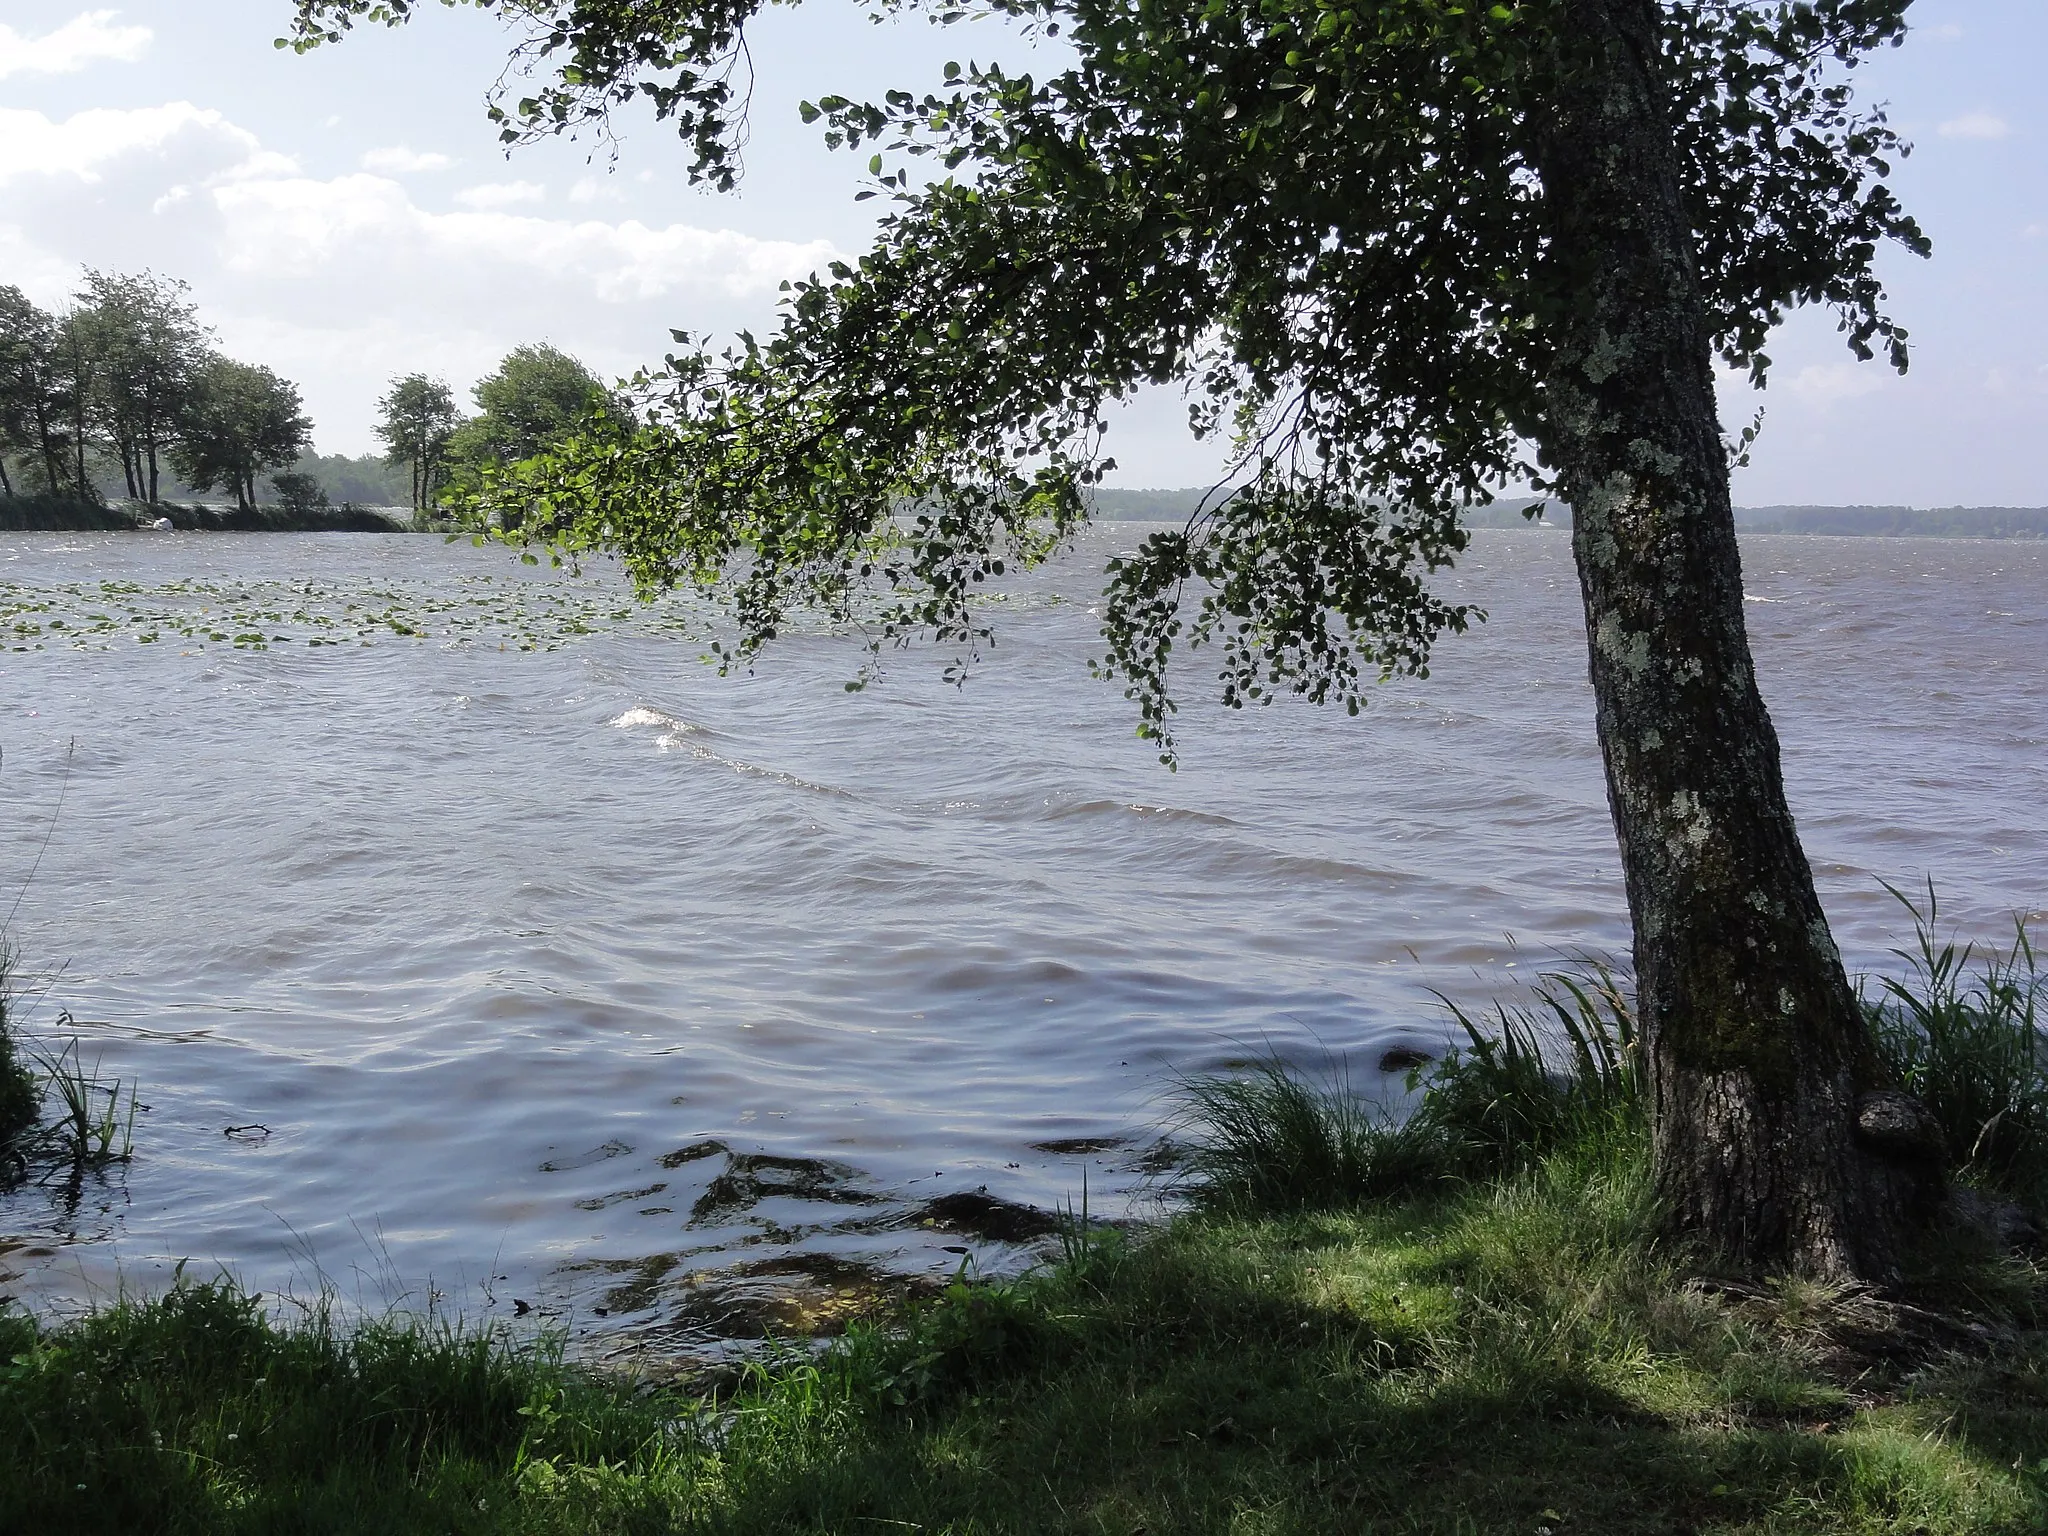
[{"xmin": 290, "ymin": 1, "xmax": 1923, "ymax": 760}]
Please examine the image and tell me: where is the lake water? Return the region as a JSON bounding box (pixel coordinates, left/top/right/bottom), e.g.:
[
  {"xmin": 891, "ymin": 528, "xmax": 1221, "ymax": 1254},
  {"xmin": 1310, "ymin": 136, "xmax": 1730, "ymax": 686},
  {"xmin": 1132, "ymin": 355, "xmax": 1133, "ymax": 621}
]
[{"xmin": 1, "ymin": 527, "xmax": 2042, "ymax": 1356}]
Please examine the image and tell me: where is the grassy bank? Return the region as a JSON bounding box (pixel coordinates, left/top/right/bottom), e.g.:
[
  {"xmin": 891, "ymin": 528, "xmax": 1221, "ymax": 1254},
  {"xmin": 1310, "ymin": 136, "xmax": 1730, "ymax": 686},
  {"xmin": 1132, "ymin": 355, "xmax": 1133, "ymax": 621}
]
[
  {"xmin": 2, "ymin": 1132, "xmax": 2042, "ymax": 1533},
  {"xmin": 2, "ymin": 899, "xmax": 2041, "ymax": 1532}
]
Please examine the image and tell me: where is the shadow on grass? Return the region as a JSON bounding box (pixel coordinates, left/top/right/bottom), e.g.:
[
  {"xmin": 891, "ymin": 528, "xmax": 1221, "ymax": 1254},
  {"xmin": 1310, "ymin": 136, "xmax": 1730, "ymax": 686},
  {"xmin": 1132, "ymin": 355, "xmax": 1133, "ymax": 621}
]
[{"xmin": 5, "ymin": 1139, "xmax": 2044, "ymax": 1534}]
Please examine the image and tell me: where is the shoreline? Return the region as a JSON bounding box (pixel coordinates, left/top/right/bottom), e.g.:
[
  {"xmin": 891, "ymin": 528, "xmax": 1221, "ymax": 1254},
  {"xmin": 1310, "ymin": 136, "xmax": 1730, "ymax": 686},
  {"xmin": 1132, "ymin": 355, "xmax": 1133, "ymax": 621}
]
[{"xmin": 0, "ymin": 498, "xmax": 411, "ymax": 534}]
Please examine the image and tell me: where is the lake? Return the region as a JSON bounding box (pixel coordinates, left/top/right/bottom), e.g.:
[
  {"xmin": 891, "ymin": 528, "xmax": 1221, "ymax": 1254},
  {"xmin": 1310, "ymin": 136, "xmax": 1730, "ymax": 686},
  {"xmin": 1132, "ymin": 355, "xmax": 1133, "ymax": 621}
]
[{"xmin": 1, "ymin": 527, "xmax": 2041, "ymax": 1356}]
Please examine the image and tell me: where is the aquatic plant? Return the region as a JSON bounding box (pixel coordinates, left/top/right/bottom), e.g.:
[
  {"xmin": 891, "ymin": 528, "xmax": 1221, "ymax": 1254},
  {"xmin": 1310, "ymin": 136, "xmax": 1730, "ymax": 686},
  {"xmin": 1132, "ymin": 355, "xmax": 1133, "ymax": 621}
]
[
  {"xmin": 1, "ymin": 745, "xmax": 137, "ymax": 1173},
  {"xmin": 32, "ymin": 1031, "xmax": 135, "ymax": 1169}
]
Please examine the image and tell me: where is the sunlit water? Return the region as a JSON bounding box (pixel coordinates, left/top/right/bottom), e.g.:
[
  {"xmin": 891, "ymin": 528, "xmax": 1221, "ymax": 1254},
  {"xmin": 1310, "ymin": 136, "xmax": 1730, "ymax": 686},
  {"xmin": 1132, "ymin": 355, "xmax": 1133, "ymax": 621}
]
[{"xmin": 1, "ymin": 528, "xmax": 2041, "ymax": 1354}]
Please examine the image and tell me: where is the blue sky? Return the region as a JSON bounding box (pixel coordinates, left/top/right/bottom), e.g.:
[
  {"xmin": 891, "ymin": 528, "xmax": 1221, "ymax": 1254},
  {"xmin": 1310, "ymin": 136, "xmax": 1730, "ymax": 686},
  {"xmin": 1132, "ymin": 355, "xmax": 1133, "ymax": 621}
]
[{"xmin": 2, "ymin": 1, "xmax": 2041, "ymax": 502}]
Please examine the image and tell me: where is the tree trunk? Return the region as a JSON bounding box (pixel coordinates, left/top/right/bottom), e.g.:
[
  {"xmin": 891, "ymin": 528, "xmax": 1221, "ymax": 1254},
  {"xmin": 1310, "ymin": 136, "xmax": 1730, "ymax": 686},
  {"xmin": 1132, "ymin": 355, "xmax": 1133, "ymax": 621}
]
[
  {"xmin": 32, "ymin": 396, "xmax": 64, "ymax": 496},
  {"xmin": 1530, "ymin": 0, "xmax": 1939, "ymax": 1281}
]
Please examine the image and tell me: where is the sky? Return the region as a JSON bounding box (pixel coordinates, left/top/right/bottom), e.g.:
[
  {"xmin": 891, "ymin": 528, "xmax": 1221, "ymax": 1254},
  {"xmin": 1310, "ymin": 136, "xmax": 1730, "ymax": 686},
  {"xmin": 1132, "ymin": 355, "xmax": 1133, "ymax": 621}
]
[{"xmin": 1, "ymin": 0, "xmax": 2042, "ymax": 503}]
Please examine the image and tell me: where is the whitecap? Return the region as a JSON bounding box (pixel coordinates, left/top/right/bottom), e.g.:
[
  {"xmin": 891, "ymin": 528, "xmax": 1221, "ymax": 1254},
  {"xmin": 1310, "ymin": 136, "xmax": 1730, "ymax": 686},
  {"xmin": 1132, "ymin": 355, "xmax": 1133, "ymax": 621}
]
[{"xmin": 611, "ymin": 706, "xmax": 688, "ymax": 731}]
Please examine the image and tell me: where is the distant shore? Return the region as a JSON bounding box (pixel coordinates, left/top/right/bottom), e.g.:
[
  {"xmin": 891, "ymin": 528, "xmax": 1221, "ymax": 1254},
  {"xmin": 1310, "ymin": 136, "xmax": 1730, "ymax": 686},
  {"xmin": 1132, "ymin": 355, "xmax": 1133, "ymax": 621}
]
[
  {"xmin": 9, "ymin": 491, "xmax": 2046, "ymax": 540},
  {"xmin": 1088, "ymin": 489, "xmax": 2048, "ymax": 539},
  {"xmin": 0, "ymin": 495, "xmax": 409, "ymax": 534}
]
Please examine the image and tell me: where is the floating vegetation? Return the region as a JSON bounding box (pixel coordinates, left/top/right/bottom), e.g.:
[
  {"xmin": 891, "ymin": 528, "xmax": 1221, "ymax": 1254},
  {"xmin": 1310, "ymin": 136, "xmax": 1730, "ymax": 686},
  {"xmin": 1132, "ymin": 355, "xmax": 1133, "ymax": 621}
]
[{"xmin": 0, "ymin": 573, "xmax": 708, "ymax": 655}]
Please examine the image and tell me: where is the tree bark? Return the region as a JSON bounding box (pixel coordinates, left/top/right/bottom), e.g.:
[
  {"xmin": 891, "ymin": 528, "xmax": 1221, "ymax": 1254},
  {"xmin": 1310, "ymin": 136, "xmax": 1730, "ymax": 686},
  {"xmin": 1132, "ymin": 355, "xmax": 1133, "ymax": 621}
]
[{"xmin": 1530, "ymin": 0, "xmax": 1938, "ymax": 1280}]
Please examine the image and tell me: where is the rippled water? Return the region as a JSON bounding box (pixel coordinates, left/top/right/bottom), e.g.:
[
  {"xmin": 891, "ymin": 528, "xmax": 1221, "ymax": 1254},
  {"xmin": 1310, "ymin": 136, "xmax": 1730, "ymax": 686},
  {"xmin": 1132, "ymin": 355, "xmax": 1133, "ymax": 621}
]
[{"xmin": 1, "ymin": 528, "xmax": 2041, "ymax": 1351}]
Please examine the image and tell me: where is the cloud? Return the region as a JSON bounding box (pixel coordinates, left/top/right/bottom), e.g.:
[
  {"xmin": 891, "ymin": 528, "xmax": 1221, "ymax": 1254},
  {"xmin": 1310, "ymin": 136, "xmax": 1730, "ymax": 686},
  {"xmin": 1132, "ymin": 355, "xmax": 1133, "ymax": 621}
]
[
  {"xmin": 454, "ymin": 180, "xmax": 547, "ymax": 210},
  {"xmin": 361, "ymin": 146, "xmax": 456, "ymax": 175},
  {"xmin": 569, "ymin": 176, "xmax": 626, "ymax": 206},
  {"xmin": 1919, "ymin": 22, "xmax": 1964, "ymax": 42},
  {"xmin": 0, "ymin": 103, "xmax": 840, "ymax": 452},
  {"xmin": 1938, "ymin": 112, "xmax": 2011, "ymax": 141},
  {"xmin": 0, "ymin": 102, "xmax": 294, "ymax": 188},
  {"xmin": 0, "ymin": 9, "xmax": 150, "ymax": 78}
]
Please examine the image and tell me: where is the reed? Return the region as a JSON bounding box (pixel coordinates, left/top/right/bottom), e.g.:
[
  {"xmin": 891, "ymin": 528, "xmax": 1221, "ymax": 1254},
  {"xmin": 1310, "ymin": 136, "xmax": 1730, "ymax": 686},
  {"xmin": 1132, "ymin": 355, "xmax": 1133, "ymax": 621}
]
[{"xmin": 32, "ymin": 1034, "xmax": 135, "ymax": 1168}]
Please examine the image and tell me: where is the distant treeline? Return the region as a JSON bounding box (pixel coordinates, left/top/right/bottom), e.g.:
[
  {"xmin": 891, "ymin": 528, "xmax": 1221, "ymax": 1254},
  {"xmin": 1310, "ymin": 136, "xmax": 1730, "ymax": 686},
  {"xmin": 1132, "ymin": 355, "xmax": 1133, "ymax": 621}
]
[
  {"xmin": 4, "ymin": 265, "xmax": 619, "ymax": 531},
  {"xmin": 1086, "ymin": 489, "xmax": 2046, "ymax": 539},
  {"xmin": 1733, "ymin": 505, "xmax": 2048, "ymax": 539},
  {"xmin": 1086, "ymin": 490, "xmax": 1564, "ymax": 526},
  {"xmin": 1, "ymin": 272, "xmax": 329, "ymax": 517}
]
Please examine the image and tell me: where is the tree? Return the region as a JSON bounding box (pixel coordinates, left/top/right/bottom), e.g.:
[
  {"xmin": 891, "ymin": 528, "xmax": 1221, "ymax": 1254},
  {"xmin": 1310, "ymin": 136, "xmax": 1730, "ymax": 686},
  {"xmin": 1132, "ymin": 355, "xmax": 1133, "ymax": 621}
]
[
  {"xmin": 269, "ymin": 469, "xmax": 332, "ymax": 518},
  {"xmin": 0, "ymin": 286, "xmax": 74, "ymax": 498},
  {"xmin": 171, "ymin": 357, "xmax": 314, "ymax": 513},
  {"xmin": 443, "ymin": 343, "xmax": 618, "ymax": 488},
  {"xmin": 291, "ymin": 0, "xmax": 1941, "ymax": 1279},
  {"xmin": 77, "ymin": 269, "xmax": 209, "ymax": 505},
  {"xmin": 53, "ymin": 309, "xmax": 104, "ymax": 501},
  {"xmin": 0, "ymin": 287, "xmax": 37, "ymax": 496},
  {"xmin": 374, "ymin": 372, "xmax": 463, "ymax": 516}
]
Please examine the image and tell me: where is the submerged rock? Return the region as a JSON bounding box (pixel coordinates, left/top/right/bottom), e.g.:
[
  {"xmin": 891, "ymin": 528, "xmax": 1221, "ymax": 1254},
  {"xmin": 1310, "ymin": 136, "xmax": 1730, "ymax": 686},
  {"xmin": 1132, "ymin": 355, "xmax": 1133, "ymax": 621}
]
[{"xmin": 917, "ymin": 1188, "xmax": 1063, "ymax": 1243}]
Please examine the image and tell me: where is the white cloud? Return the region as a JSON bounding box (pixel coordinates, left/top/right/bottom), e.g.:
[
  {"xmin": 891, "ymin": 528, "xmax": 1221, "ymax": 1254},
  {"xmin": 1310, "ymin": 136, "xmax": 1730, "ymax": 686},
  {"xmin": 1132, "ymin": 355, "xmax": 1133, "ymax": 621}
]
[
  {"xmin": 1938, "ymin": 112, "xmax": 2011, "ymax": 141},
  {"xmin": 1920, "ymin": 22, "xmax": 1964, "ymax": 42},
  {"xmin": 1782, "ymin": 363, "xmax": 1891, "ymax": 407},
  {"xmin": 0, "ymin": 103, "xmax": 840, "ymax": 452},
  {"xmin": 0, "ymin": 102, "xmax": 261, "ymax": 184},
  {"xmin": 569, "ymin": 176, "xmax": 626, "ymax": 206},
  {"xmin": 454, "ymin": 180, "xmax": 548, "ymax": 210},
  {"xmin": 0, "ymin": 9, "xmax": 150, "ymax": 78},
  {"xmin": 361, "ymin": 146, "xmax": 457, "ymax": 175}
]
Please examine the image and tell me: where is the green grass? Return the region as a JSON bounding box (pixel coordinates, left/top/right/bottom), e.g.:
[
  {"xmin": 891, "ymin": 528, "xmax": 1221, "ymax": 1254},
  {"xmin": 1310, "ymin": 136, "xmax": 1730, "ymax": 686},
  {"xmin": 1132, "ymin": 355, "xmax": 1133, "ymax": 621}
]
[{"xmin": 4, "ymin": 1130, "xmax": 2044, "ymax": 1533}]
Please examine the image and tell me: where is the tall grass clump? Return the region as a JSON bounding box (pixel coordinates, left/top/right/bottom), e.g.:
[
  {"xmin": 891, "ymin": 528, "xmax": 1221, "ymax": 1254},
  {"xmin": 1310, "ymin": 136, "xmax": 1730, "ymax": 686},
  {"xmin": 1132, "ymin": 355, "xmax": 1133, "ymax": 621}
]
[
  {"xmin": 1418, "ymin": 961, "xmax": 1642, "ymax": 1176},
  {"xmin": 1172, "ymin": 1057, "xmax": 1442, "ymax": 1211},
  {"xmin": 1867, "ymin": 880, "xmax": 2047, "ymax": 1207},
  {"xmin": 0, "ymin": 943, "xmax": 40, "ymax": 1148},
  {"xmin": 1175, "ymin": 963, "xmax": 1642, "ymax": 1212},
  {"xmin": 35, "ymin": 1034, "xmax": 135, "ymax": 1166}
]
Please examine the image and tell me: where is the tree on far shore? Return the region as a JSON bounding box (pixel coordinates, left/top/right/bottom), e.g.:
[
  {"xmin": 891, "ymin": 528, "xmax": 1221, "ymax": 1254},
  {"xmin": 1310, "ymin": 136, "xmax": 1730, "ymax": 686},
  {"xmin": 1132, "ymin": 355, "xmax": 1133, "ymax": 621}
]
[
  {"xmin": 292, "ymin": 0, "xmax": 1945, "ymax": 1281},
  {"xmin": 78, "ymin": 269, "xmax": 208, "ymax": 505},
  {"xmin": 0, "ymin": 286, "xmax": 74, "ymax": 498},
  {"xmin": 374, "ymin": 372, "xmax": 463, "ymax": 518},
  {"xmin": 171, "ymin": 357, "xmax": 313, "ymax": 513},
  {"xmin": 442, "ymin": 344, "xmax": 619, "ymax": 492}
]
